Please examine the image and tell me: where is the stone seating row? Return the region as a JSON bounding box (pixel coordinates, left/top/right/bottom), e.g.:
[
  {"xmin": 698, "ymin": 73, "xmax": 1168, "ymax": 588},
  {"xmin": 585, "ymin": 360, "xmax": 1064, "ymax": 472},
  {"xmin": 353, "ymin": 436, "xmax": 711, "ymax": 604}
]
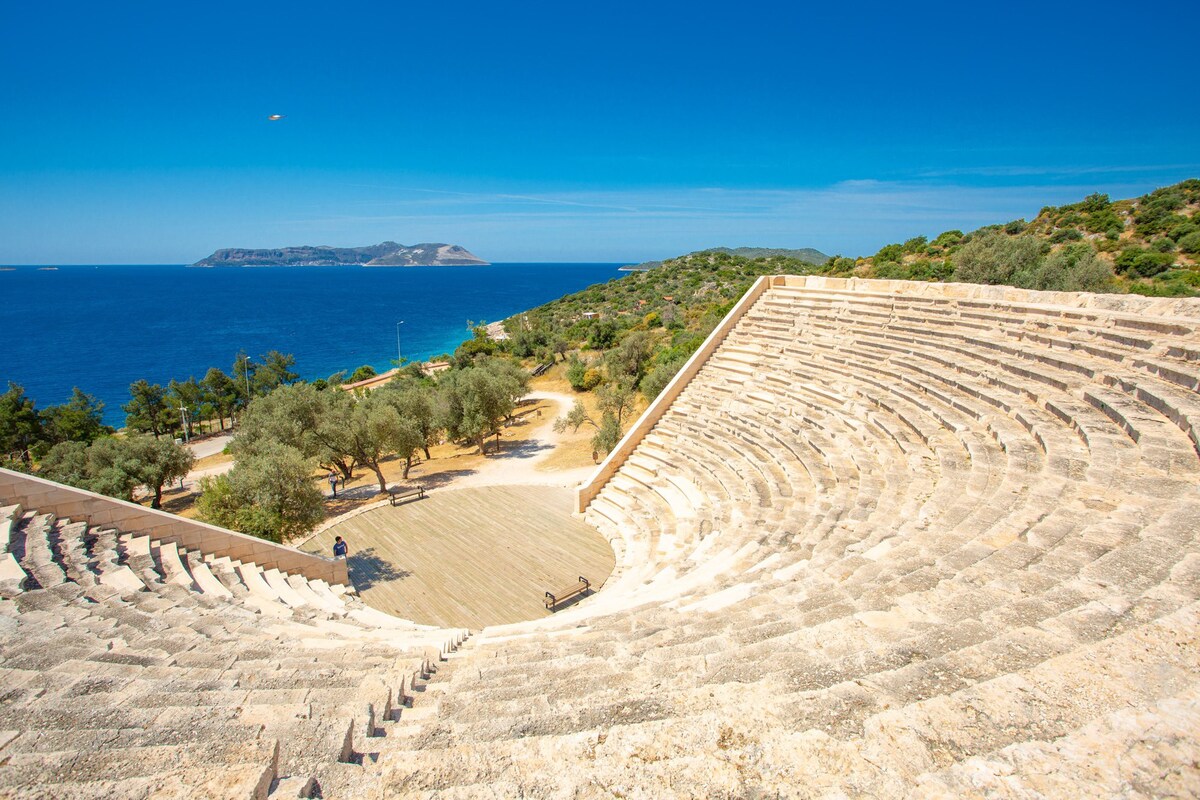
[
  {"xmin": 763, "ymin": 286, "xmax": 1200, "ymax": 456},
  {"xmin": 0, "ymin": 502, "xmax": 467, "ymax": 798}
]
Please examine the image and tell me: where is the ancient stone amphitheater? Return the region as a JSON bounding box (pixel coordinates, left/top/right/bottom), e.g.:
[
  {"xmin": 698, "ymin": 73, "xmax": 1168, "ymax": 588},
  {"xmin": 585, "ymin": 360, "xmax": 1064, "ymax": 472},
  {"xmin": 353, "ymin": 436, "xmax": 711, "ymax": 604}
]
[{"xmin": 3, "ymin": 275, "xmax": 1199, "ymax": 798}]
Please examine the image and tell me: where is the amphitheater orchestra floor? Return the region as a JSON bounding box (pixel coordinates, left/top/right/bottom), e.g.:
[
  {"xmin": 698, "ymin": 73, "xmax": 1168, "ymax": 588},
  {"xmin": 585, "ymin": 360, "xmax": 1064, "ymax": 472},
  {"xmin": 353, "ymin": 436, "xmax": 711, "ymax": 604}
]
[{"xmin": 302, "ymin": 485, "xmax": 615, "ymax": 629}]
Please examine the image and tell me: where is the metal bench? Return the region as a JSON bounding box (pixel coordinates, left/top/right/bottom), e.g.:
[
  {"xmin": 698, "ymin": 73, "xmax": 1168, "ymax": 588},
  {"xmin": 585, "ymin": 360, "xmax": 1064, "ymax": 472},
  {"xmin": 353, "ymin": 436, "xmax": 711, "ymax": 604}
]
[
  {"xmin": 544, "ymin": 576, "xmax": 589, "ymax": 610},
  {"xmin": 388, "ymin": 485, "xmax": 427, "ymax": 507}
]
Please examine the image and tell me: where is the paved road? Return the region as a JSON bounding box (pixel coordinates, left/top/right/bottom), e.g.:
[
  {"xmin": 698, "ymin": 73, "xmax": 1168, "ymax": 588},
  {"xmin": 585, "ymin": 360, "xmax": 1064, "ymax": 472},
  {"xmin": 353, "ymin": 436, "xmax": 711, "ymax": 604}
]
[{"xmin": 187, "ymin": 433, "xmax": 232, "ymax": 460}]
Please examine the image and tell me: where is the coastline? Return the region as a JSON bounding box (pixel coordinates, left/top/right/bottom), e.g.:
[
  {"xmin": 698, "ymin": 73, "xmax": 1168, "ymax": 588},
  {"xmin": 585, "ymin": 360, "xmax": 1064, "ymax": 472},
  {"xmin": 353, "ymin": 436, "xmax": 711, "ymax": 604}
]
[{"xmin": 2, "ymin": 262, "xmax": 623, "ymax": 427}]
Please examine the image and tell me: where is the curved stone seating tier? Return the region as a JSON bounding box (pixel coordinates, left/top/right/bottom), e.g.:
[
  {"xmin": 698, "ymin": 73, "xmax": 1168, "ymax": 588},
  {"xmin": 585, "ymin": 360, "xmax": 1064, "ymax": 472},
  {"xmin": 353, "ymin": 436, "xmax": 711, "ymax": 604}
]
[
  {"xmin": 372, "ymin": 278, "xmax": 1200, "ymax": 798},
  {"xmin": 5, "ymin": 277, "xmax": 1200, "ymax": 797}
]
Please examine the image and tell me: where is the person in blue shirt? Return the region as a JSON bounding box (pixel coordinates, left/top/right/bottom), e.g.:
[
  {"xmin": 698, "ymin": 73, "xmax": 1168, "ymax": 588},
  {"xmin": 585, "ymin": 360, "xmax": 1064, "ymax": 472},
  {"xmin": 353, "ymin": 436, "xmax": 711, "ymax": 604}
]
[{"xmin": 333, "ymin": 536, "xmax": 348, "ymax": 558}]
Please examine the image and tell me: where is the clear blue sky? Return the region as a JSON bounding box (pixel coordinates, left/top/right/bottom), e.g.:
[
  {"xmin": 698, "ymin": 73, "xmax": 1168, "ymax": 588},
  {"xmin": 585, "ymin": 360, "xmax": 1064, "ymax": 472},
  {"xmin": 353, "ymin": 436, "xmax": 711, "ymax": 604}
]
[{"xmin": 2, "ymin": 0, "xmax": 1197, "ymax": 263}]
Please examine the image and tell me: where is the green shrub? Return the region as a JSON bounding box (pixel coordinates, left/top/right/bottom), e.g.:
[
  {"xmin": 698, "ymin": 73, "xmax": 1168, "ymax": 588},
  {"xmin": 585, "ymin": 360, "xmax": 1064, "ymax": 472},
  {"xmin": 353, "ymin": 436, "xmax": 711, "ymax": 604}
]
[
  {"xmin": 1178, "ymin": 231, "xmax": 1200, "ymax": 255},
  {"xmin": 566, "ymin": 355, "xmax": 589, "ymax": 391},
  {"xmin": 1050, "ymin": 227, "xmax": 1083, "ymax": 243},
  {"xmin": 581, "ymin": 368, "xmax": 603, "ymax": 391},
  {"xmin": 1115, "ymin": 248, "xmax": 1174, "ymax": 278},
  {"xmin": 872, "ymin": 261, "xmax": 906, "ymax": 279},
  {"xmin": 874, "ymin": 243, "xmax": 904, "ymax": 263},
  {"xmin": 932, "ymin": 230, "xmax": 964, "ymax": 249}
]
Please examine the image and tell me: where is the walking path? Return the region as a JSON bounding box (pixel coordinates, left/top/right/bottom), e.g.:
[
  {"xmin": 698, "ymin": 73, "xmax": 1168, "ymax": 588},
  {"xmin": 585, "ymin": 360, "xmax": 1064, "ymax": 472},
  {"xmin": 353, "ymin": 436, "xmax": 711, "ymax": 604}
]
[{"xmin": 449, "ymin": 390, "xmax": 596, "ymax": 489}]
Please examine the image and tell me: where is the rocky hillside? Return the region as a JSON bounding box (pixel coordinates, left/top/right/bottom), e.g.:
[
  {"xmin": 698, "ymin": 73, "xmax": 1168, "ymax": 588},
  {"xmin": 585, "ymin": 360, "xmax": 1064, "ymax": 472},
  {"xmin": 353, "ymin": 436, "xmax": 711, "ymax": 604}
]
[
  {"xmin": 828, "ymin": 179, "xmax": 1200, "ymax": 296},
  {"xmin": 193, "ymin": 241, "xmax": 488, "ymax": 267}
]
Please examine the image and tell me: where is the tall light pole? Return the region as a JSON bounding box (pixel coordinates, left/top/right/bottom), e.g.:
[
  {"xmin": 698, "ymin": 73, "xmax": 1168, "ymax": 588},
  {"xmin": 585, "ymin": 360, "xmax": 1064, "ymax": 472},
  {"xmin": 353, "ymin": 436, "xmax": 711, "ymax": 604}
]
[
  {"xmin": 241, "ymin": 354, "xmax": 251, "ymax": 406},
  {"xmin": 395, "ymin": 321, "xmax": 405, "ymax": 369},
  {"xmin": 178, "ymin": 405, "xmax": 191, "ymax": 443}
]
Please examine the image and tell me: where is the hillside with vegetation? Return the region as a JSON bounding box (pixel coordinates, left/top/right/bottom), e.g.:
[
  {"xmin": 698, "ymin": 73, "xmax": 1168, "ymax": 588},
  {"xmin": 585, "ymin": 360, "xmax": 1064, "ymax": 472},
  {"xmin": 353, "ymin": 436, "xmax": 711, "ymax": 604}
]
[
  {"xmin": 826, "ymin": 178, "xmax": 1200, "ymax": 296},
  {"xmin": 622, "ymin": 245, "xmax": 829, "ymax": 271}
]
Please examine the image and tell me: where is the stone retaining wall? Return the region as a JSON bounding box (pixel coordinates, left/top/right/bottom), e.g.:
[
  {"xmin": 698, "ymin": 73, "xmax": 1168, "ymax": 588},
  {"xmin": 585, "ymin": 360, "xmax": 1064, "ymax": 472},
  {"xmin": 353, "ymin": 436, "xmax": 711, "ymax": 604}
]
[{"xmin": 0, "ymin": 467, "xmax": 348, "ymax": 585}]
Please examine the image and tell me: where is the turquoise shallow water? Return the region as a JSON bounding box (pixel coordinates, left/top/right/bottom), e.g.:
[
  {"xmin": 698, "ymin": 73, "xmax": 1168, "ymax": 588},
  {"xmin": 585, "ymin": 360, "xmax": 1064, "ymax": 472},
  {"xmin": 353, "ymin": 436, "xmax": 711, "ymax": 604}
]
[{"xmin": 0, "ymin": 262, "xmax": 623, "ymax": 425}]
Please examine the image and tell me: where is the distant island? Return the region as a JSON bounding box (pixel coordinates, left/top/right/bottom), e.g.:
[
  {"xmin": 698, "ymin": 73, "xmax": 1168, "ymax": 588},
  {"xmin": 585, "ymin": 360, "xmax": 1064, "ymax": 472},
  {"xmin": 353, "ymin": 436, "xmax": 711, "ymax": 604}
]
[
  {"xmin": 192, "ymin": 241, "xmax": 489, "ymax": 267},
  {"xmin": 620, "ymin": 246, "xmax": 829, "ymax": 271}
]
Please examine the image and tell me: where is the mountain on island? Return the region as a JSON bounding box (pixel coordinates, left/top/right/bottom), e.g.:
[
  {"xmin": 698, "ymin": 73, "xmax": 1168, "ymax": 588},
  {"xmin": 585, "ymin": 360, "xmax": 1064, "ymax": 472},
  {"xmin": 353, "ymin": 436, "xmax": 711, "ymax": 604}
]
[
  {"xmin": 620, "ymin": 246, "xmax": 829, "ymax": 271},
  {"xmin": 192, "ymin": 242, "xmax": 489, "ymax": 267}
]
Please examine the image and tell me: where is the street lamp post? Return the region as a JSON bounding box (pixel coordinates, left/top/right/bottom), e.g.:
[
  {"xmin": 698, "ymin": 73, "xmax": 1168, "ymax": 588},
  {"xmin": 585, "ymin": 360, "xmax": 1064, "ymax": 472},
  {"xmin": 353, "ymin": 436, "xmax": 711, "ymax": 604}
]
[
  {"xmin": 178, "ymin": 405, "xmax": 190, "ymax": 443},
  {"xmin": 241, "ymin": 354, "xmax": 251, "ymax": 407},
  {"xmin": 395, "ymin": 321, "xmax": 405, "ymax": 369}
]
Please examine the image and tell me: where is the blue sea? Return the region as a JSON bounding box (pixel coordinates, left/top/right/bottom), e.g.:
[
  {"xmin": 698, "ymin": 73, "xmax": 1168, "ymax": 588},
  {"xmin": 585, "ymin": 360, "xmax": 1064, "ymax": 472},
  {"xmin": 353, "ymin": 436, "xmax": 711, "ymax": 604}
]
[{"xmin": 0, "ymin": 263, "xmax": 623, "ymax": 426}]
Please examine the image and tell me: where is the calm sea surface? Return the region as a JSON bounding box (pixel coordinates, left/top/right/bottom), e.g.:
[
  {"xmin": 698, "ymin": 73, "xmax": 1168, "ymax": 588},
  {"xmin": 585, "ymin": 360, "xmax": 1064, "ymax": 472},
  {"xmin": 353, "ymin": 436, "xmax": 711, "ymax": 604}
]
[{"xmin": 0, "ymin": 263, "xmax": 623, "ymax": 425}]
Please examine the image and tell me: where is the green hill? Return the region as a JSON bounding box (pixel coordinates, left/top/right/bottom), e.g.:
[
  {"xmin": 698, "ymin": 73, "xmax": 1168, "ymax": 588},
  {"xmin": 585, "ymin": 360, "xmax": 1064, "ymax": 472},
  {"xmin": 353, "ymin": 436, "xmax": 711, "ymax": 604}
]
[
  {"xmin": 620, "ymin": 246, "xmax": 828, "ymax": 271},
  {"xmin": 831, "ymin": 179, "xmax": 1200, "ymax": 297}
]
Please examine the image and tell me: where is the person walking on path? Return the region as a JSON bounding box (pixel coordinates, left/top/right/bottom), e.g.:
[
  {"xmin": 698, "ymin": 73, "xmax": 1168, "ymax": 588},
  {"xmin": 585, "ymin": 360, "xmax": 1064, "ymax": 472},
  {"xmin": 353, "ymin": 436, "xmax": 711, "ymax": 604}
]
[
  {"xmin": 328, "ymin": 470, "xmax": 339, "ymax": 498},
  {"xmin": 333, "ymin": 536, "xmax": 348, "ymax": 559}
]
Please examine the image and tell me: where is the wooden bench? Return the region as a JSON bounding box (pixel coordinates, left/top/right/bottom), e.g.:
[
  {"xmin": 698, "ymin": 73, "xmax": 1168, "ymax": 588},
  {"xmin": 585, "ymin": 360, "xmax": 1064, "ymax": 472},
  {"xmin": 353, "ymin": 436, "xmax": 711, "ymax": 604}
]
[
  {"xmin": 388, "ymin": 485, "xmax": 427, "ymax": 507},
  {"xmin": 544, "ymin": 576, "xmax": 589, "ymax": 610}
]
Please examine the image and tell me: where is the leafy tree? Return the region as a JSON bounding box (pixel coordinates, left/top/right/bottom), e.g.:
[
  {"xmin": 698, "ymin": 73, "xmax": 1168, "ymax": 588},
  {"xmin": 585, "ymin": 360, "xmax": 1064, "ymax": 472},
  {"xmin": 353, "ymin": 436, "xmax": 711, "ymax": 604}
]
[
  {"xmin": 952, "ymin": 231, "xmax": 1045, "ymax": 286},
  {"xmin": 38, "ymin": 388, "xmax": 112, "ymax": 449},
  {"xmin": 902, "ymin": 236, "xmax": 928, "ymax": 254},
  {"xmin": 0, "ymin": 382, "xmax": 43, "ymax": 463},
  {"xmin": 586, "ymin": 320, "xmax": 618, "ymax": 350},
  {"xmin": 595, "ymin": 382, "xmax": 637, "ymax": 429},
  {"xmin": 234, "ymin": 382, "xmax": 354, "ymax": 479},
  {"xmin": 1028, "ymin": 244, "xmax": 1112, "ymax": 292},
  {"xmin": 378, "ymin": 381, "xmax": 440, "ymax": 459},
  {"xmin": 349, "ymin": 364, "xmax": 377, "ymax": 383},
  {"xmin": 38, "ymin": 434, "xmax": 192, "ymax": 508},
  {"xmin": 167, "ymin": 377, "xmax": 204, "ymax": 439},
  {"xmin": 592, "ymin": 412, "xmax": 623, "ymax": 454},
  {"xmin": 38, "ymin": 440, "xmax": 92, "ymax": 488},
  {"xmin": 1115, "ymin": 247, "xmax": 1174, "ymax": 278},
  {"xmin": 80, "ymin": 437, "xmax": 141, "ymax": 499},
  {"xmin": 344, "ymin": 393, "xmax": 410, "ymax": 492},
  {"xmin": 201, "ymin": 368, "xmax": 239, "ymax": 430},
  {"xmin": 553, "ymin": 396, "xmax": 626, "ymax": 457},
  {"xmin": 123, "ymin": 380, "xmax": 174, "ymax": 438},
  {"xmin": 641, "ymin": 356, "xmax": 687, "ymax": 401},
  {"xmin": 438, "ymin": 358, "xmax": 527, "ymax": 454},
  {"xmin": 1050, "ymin": 227, "xmax": 1084, "ymax": 243},
  {"xmin": 255, "ymin": 351, "xmax": 299, "ymax": 394},
  {"xmin": 607, "ymin": 331, "xmax": 656, "ymax": 387},
  {"xmin": 455, "ymin": 324, "xmax": 498, "ymax": 362},
  {"xmin": 390, "ymin": 415, "xmax": 426, "ymax": 479},
  {"xmin": 121, "ymin": 435, "xmax": 195, "ymax": 509},
  {"xmin": 931, "ymin": 230, "xmax": 964, "ymax": 250},
  {"xmin": 196, "ymin": 444, "xmax": 323, "ymax": 542},
  {"xmin": 566, "ymin": 355, "xmax": 590, "ymax": 391}
]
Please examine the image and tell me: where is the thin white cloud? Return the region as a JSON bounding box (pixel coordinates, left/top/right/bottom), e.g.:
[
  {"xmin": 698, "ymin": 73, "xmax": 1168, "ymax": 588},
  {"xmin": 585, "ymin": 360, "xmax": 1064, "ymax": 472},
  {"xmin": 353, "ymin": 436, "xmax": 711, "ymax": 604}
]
[
  {"xmin": 270, "ymin": 178, "xmax": 1167, "ymax": 260},
  {"xmin": 916, "ymin": 164, "xmax": 1200, "ymax": 179}
]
